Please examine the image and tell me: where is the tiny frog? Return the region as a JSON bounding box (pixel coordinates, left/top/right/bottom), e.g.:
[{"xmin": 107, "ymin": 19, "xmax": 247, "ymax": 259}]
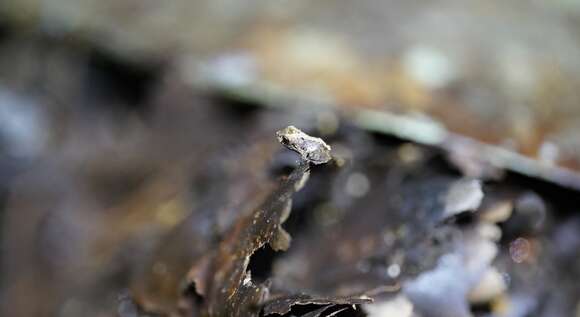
[{"xmin": 276, "ymin": 125, "xmax": 332, "ymax": 164}]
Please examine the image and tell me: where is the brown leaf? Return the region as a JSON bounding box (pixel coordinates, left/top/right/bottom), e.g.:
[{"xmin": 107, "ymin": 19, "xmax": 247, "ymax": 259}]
[{"xmin": 188, "ymin": 162, "xmax": 312, "ymax": 316}]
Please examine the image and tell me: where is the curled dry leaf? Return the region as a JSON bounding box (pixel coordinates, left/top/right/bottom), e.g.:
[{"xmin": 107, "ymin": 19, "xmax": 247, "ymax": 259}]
[
  {"xmin": 187, "ymin": 162, "xmax": 310, "ymax": 316},
  {"xmin": 185, "ymin": 126, "xmax": 336, "ymax": 317}
]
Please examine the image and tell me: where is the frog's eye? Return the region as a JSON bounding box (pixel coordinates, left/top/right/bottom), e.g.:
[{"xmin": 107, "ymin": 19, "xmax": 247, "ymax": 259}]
[{"xmin": 281, "ymin": 136, "xmax": 290, "ymax": 145}]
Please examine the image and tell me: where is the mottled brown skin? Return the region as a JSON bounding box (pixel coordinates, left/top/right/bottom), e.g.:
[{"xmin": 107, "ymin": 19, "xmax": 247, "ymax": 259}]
[{"xmin": 276, "ymin": 126, "xmax": 332, "ymax": 165}]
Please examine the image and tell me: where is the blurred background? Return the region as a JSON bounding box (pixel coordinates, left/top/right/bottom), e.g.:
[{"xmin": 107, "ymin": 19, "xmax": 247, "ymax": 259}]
[{"xmin": 1, "ymin": 1, "xmax": 580, "ymax": 316}]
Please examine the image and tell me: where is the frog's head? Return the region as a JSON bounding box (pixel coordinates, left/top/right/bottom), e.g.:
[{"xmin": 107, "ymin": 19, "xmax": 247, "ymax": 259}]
[{"xmin": 276, "ymin": 125, "xmax": 300, "ymax": 146}]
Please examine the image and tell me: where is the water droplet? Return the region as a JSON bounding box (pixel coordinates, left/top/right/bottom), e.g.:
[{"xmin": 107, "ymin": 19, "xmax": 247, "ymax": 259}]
[
  {"xmin": 387, "ymin": 264, "xmax": 401, "ymax": 278},
  {"xmin": 345, "ymin": 172, "xmax": 370, "ymax": 198},
  {"xmin": 509, "ymin": 237, "xmax": 531, "ymax": 263}
]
